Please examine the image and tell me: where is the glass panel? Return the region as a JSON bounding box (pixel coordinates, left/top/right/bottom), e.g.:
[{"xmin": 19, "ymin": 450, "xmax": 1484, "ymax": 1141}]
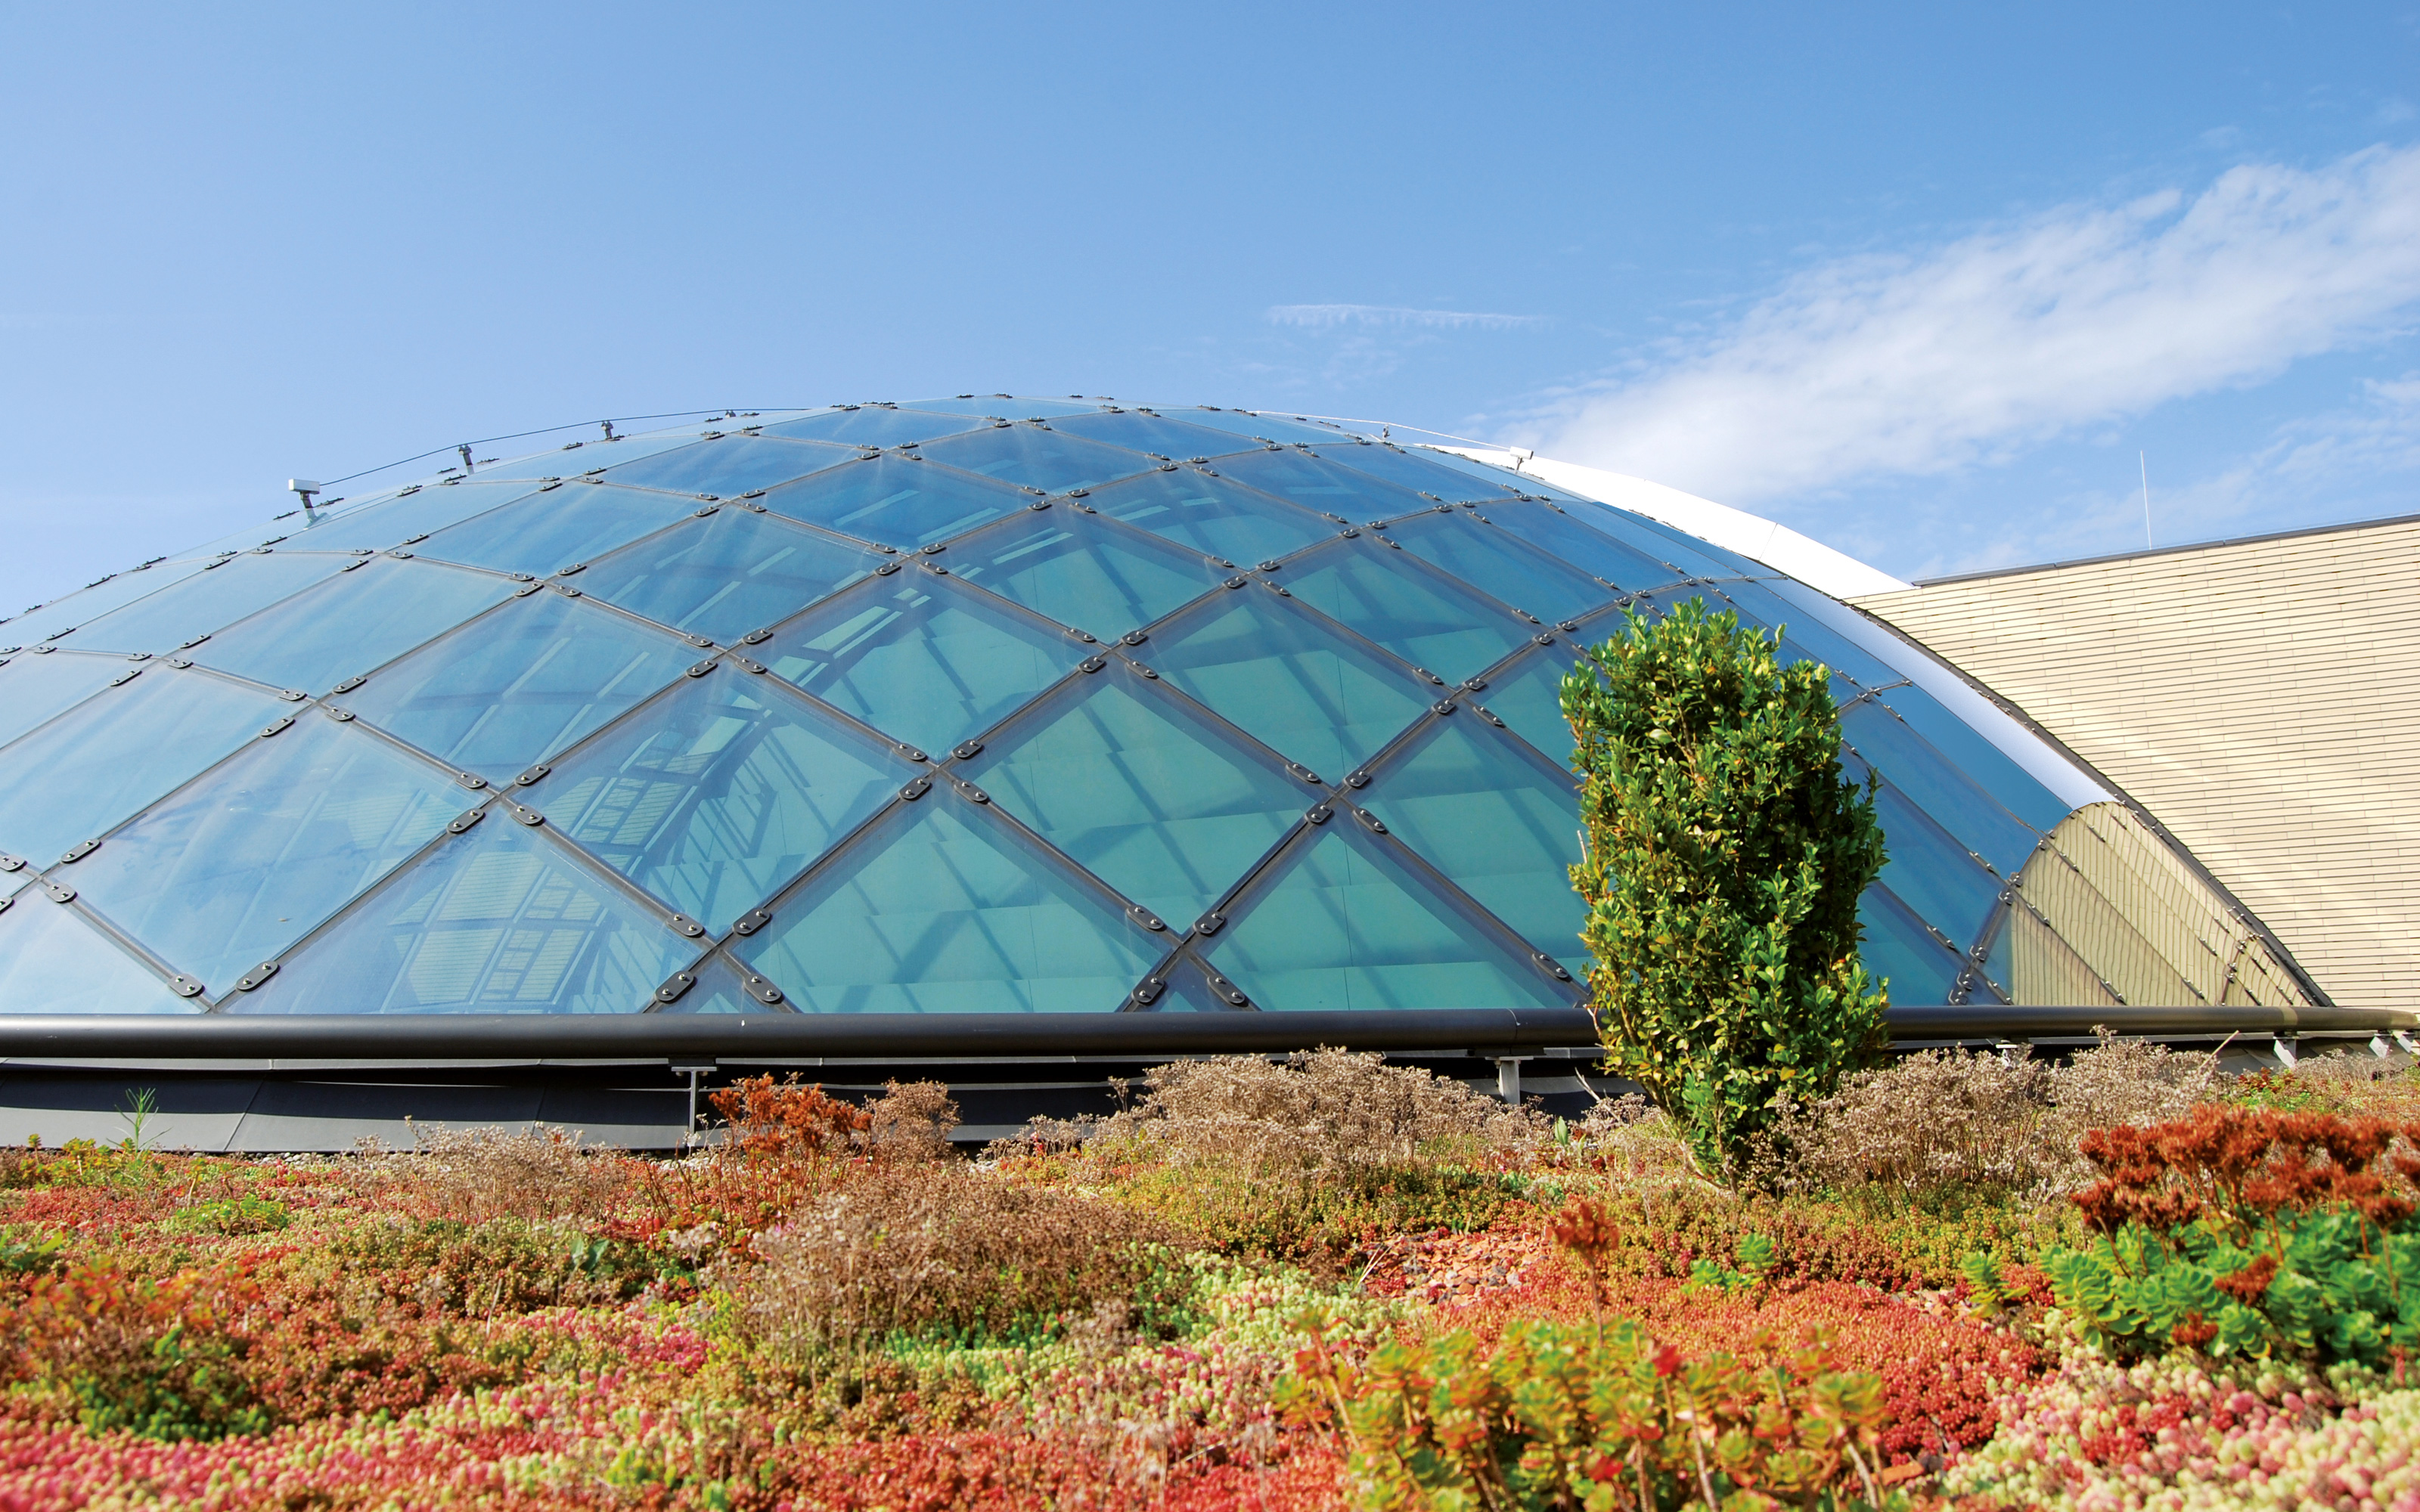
[
  {"xmin": 1203, "ymin": 823, "xmax": 1567, "ymax": 1012},
  {"xmin": 1411, "ymin": 447, "xmax": 1579, "ymax": 500},
  {"xmin": 1563, "ymin": 499, "xmax": 1759, "ymax": 578},
  {"xmin": 1088, "ymin": 469, "xmax": 1339, "ymax": 564},
  {"xmin": 950, "ymin": 510, "xmax": 1227, "ymax": 639},
  {"xmin": 1143, "ymin": 957, "xmax": 1250, "ymax": 1013},
  {"xmin": 0, "ymin": 668, "xmax": 281, "ymax": 864},
  {"xmin": 1717, "ymin": 580, "xmax": 1900, "ymax": 688},
  {"xmin": 580, "ymin": 509, "xmax": 881, "ymax": 644},
  {"xmin": 734, "ymin": 793, "xmax": 1163, "ymax": 1014},
  {"xmin": 1313, "ymin": 442, "xmax": 1525, "ymax": 500},
  {"xmin": 72, "ymin": 715, "xmax": 461, "ymax": 994},
  {"xmin": 419, "ymin": 485, "xmax": 701, "ymax": 578},
  {"xmin": 1283, "ymin": 541, "xmax": 1534, "ymax": 681},
  {"xmin": 1143, "ymin": 590, "xmax": 1431, "ymax": 781},
  {"xmin": 899, "ymin": 397, "xmax": 1106, "ymax": 420},
  {"xmin": 914, "ymin": 425, "xmax": 1154, "ymax": 495},
  {"xmin": 650, "ymin": 953, "xmax": 765, "ymax": 1014},
  {"xmin": 758, "ymin": 455, "xmax": 1026, "ymax": 548},
  {"xmin": 60, "ymin": 553, "xmax": 349, "ymax": 656},
  {"xmin": 1047, "ymin": 410, "xmax": 1256, "ymax": 460},
  {"xmin": 1211, "ymin": 448, "xmax": 1432, "ymax": 520},
  {"xmin": 1866, "ymin": 778, "xmax": 2005, "ymax": 954},
  {"xmin": 471, "ymin": 430, "xmax": 701, "ymax": 482},
  {"xmin": 1145, "ymin": 408, "xmax": 1360, "ymax": 445},
  {"xmin": 1476, "ymin": 643, "xmax": 1583, "ymax": 765},
  {"xmin": 4, "ymin": 559, "xmax": 215, "ymax": 646},
  {"xmin": 344, "ymin": 591, "xmax": 690, "ymax": 782},
  {"xmin": 196, "ymin": 557, "xmax": 516, "ymax": 696},
  {"xmin": 1361, "ymin": 720, "xmax": 1587, "ymax": 974},
  {"xmin": 544, "ymin": 674, "xmax": 904, "ymax": 931},
  {"xmin": 0, "ymin": 898, "xmax": 197, "ymax": 1015},
  {"xmin": 591, "ymin": 435, "xmax": 857, "ymax": 497},
  {"xmin": 0, "ymin": 652, "xmax": 126, "ymax": 750},
  {"xmin": 1838, "ymin": 702, "xmax": 2040, "ymax": 876},
  {"xmin": 965, "ymin": 666, "xmax": 1305, "ymax": 928},
  {"xmin": 1379, "ymin": 512, "xmax": 1614, "ymax": 624},
  {"xmin": 1986, "ymin": 900, "xmax": 2120, "ymax": 1009},
  {"xmin": 282, "ymin": 481, "xmax": 538, "ymax": 555},
  {"xmin": 1878, "ymin": 684, "xmax": 2071, "ymax": 833},
  {"xmin": 1857, "ymin": 882, "xmax": 1965, "ymax": 1005},
  {"xmin": 1479, "ymin": 500, "xmax": 1683, "ymax": 592},
  {"xmin": 759, "ymin": 407, "xmax": 987, "ymax": 447},
  {"xmin": 231, "ymin": 822, "xmax": 697, "ymax": 1014},
  {"xmin": 762, "ymin": 573, "xmax": 1078, "ymax": 755}
]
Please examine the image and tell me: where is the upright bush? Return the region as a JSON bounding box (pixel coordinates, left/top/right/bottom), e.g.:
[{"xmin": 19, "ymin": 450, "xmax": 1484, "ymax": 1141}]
[{"xmin": 1562, "ymin": 599, "xmax": 1888, "ymax": 1176}]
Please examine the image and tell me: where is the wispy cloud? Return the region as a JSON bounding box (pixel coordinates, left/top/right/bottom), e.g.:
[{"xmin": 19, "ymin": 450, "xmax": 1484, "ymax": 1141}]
[
  {"xmin": 1531, "ymin": 144, "xmax": 2420, "ymax": 503},
  {"xmin": 1267, "ymin": 302, "xmax": 1545, "ymax": 331}
]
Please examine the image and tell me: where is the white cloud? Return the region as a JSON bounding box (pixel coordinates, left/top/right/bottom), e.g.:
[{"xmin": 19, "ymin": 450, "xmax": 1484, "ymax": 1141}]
[
  {"xmin": 1267, "ymin": 302, "xmax": 1544, "ymax": 331},
  {"xmin": 1531, "ymin": 144, "xmax": 2420, "ymax": 503}
]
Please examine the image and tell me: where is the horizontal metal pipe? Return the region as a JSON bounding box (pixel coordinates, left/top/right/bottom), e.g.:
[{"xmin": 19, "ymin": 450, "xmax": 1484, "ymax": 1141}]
[{"xmin": 0, "ymin": 1002, "xmax": 2407, "ymax": 1067}]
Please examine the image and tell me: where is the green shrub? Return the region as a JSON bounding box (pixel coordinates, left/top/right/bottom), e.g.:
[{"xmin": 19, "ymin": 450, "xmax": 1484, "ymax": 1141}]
[{"xmin": 1562, "ymin": 599, "xmax": 1888, "ymax": 1177}]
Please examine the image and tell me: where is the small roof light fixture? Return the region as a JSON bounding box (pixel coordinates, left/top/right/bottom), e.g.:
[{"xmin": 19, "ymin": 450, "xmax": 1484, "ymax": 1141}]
[
  {"xmin": 287, "ymin": 479, "xmax": 324, "ymax": 517},
  {"xmin": 456, "ymin": 443, "xmax": 476, "ymax": 474},
  {"xmin": 1506, "ymin": 447, "xmax": 1535, "ymax": 474}
]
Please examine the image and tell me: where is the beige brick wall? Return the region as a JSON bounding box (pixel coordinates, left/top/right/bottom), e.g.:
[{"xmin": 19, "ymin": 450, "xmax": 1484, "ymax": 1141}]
[{"xmin": 1854, "ymin": 519, "xmax": 2420, "ymax": 1009}]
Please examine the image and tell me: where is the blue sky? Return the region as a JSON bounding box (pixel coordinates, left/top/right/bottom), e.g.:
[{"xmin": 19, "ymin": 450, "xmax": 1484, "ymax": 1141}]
[{"xmin": 3, "ymin": 2, "xmax": 2416, "ymax": 616}]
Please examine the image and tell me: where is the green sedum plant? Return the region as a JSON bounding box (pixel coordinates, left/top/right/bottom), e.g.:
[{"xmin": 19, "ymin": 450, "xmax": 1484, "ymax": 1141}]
[{"xmin": 1561, "ymin": 599, "xmax": 1889, "ymax": 1177}]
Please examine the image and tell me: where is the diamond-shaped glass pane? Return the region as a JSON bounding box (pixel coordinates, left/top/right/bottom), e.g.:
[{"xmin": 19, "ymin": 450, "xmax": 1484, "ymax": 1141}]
[
  {"xmin": 1146, "ymin": 408, "xmax": 1357, "ymax": 445},
  {"xmin": 1379, "ymin": 513, "xmax": 1615, "ymax": 624},
  {"xmin": 1088, "ymin": 469, "xmax": 1339, "ymax": 564},
  {"xmin": 1562, "ymin": 499, "xmax": 1758, "ymax": 579},
  {"xmin": 1202, "ymin": 823, "xmax": 1568, "ymax": 1012},
  {"xmin": 1838, "ymin": 702, "xmax": 2038, "ymax": 876},
  {"xmin": 1865, "ymin": 776, "xmax": 2006, "ymax": 953},
  {"xmin": 579, "ymin": 508, "xmax": 882, "ymax": 644},
  {"xmin": 543, "ymin": 672, "xmax": 905, "ymax": 931},
  {"xmin": 904, "ymin": 397, "xmax": 1105, "ymax": 420},
  {"xmin": 1877, "ymin": 684, "xmax": 2071, "ymax": 834},
  {"xmin": 5, "ymin": 560, "xmax": 217, "ymax": 647},
  {"xmin": 0, "ymin": 896, "xmax": 197, "ymax": 1015},
  {"xmin": 1143, "ymin": 590, "xmax": 1432, "ymax": 782},
  {"xmin": 759, "ymin": 456, "xmax": 1026, "ymax": 548},
  {"xmin": 1476, "ymin": 643, "xmax": 1582, "ymax": 765},
  {"xmin": 59, "ymin": 553, "xmax": 350, "ymax": 657},
  {"xmin": 1211, "ymin": 448, "xmax": 1432, "ymax": 520},
  {"xmin": 231, "ymin": 820, "xmax": 697, "ymax": 1014},
  {"xmin": 0, "ymin": 652, "xmax": 125, "ymax": 750},
  {"xmin": 1046, "ymin": 410, "xmax": 1253, "ymax": 459},
  {"xmin": 734, "ymin": 792, "xmax": 1164, "ymax": 1014},
  {"xmin": 194, "ymin": 557, "xmax": 517, "ymax": 696},
  {"xmin": 288, "ymin": 482, "xmax": 538, "ymax": 555},
  {"xmin": 758, "ymin": 408, "xmax": 987, "ymax": 447},
  {"xmin": 1857, "ymin": 882, "xmax": 1966, "ymax": 1005},
  {"xmin": 950, "ymin": 510, "xmax": 1227, "ymax": 640},
  {"xmin": 1283, "ymin": 541, "xmax": 1534, "ymax": 681},
  {"xmin": 420, "ymin": 485, "xmax": 700, "ymax": 578},
  {"xmin": 1362, "ymin": 718, "xmax": 1587, "ymax": 974},
  {"xmin": 914, "ymin": 426, "xmax": 1153, "ymax": 494},
  {"xmin": 592, "ymin": 436, "xmax": 857, "ymax": 497},
  {"xmin": 344, "ymin": 591, "xmax": 690, "ymax": 782},
  {"xmin": 761, "ymin": 573, "xmax": 1078, "ymax": 755},
  {"xmin": 1717, "ymin": 579, "xmax": 1901, "ymax": 688},
  {"xmin": 72, "ymin": 715, "xmax": 461, "ymax": 994},
  {"xmin": 474, "ymin": 432, "xmax": 700, "ymax": 482},
  {"xmin": 1313, "ymin": 443, "xmax": 1522, "ymax": 500},
  {"xmin": 965, "ymin": 665, "xmax": 1306, "ymax": 928},
  {"xmin": 0, "ymin": 668, "xmax": 281, "ymax": 865},
  {"xmin": 1478, "ymin": 500, "xmax": 1685, "ymax": 593}
]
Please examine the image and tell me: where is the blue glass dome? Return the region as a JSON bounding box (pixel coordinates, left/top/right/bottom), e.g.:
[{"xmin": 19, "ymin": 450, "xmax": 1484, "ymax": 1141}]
[{"xmin": 0, "ymin": 398, "xmax": 2320, "ymax": 1020}]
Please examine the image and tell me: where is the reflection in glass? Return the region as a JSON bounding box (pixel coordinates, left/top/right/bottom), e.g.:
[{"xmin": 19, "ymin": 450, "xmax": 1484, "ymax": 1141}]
[
  {"xmin": 1212, "ymin": 448, "xmax": 1431, "ymax": 520},
  {"xmin": 914, "ymin": 426, "xmax": 1153, "ymax": 495},
  {"xmin": 72, "ymin": 716, "xmax": 460, "ymax": 993},
  {"xmin": 1362, "ymin": 720, "xmax": 1587, "ymax": 974},
  {"xmin": 762, "ymin": 575, "xmax": 1077, "ymax": 755},
  {"xmin": 196, "ymin": 558, "xmax": 516, "ymax": 696},
  {"xmin": 1284, "ymin": 541, "xmax": 1533, "ymax": 681},
  {"xmin": 231, "ymin": 821, "xmax": 697, "ymax": 1014},
  {"xmin": 0, "ymin": 897, "xmax": 197, "ymax": 1015},
  {"xmin": 344, "ymin": 591, "xmax": 690, "ymax": 782},
  {"xmin": 966, "ymin": 668, "xmax": 1305, "ymax": 927},
  {"xmin": 1838, "ymin": 702, "xmax": 2039, "ymax": 877},
  {"xmin": 759, "ymin": 456, "xmax": 1025, "ymax": 548},
  {"xmin": 592, "ymin": 436, "xmax": 857, "ymax": 498},
  {"xmin": 759, "ymin": 407, "xmax": 986, "ymax": 447},
  {"xmin": 1047, "ymin": 410, "xmax": 1253, "ymax": 459},
  {"xmin": 0, "ymin": 668, "xmax": 281, "ymax": 865},
  {"xmin": 419, "ymin": 485, "xmax": 700, "ymax": 579},
  {"xmin": 950, "ymin": 510, "xmax": 1226, "ymax": 639},
  {"xmin": 1879, "ymin": 683, "xmax": 2071, "ymax": 833},
  {"xmin": 62, "ymin": 553, "xmax": 349, "ymax": 656},
  {"xmin": 1143, "ymin": 591, "xmax": 1431, "ymax": 782},
  {"xmin": 1475, "ymin": 643, "xmax": 1581, "ymax": 766},
  {"xmin": 1866, "ymin": 779, "xmax": 2006, "ymax": 954},
  {"xmin": 1478, "ymin": 500, "xmax": 1680, "ymax": 593},
  {"xmin": 1204, "ymin": 824, "xmax": 1567, "ymax": 1012},
  {"xmin": 735, "ymin": 794, "xmax": 1162, "ymax": 1013},
  {"xmin": 1379, "ymin": 513, "xmax": 1612, "ymax": 624},
  {"xmin": 1314, "ymin": 443, "xmax": 1525, "ymax": 500},
  {"xmin": 580, "ymin": 509, "xmax": 882, "ymax": 644},
  {"xmin": 544, "ymin": 674, "xmax": 904, "ymax": 931},
  {"xmin": 1088, "ymin": 469, "xmax": 1338, "ymax": 565},
  {"xmin": 0, "ymin": 652, "xmax": 127, "ymax": 751},
  {"xmin": 1857, "ymin": 882, "xmax": 1966, "ymax": 1006}
]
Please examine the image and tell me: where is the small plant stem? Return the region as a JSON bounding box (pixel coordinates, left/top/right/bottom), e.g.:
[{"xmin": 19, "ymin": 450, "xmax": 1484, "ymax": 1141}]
[{"xmin": 1844, "ymin": 1436, "xmax": 1881, "ymax": 1509}]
